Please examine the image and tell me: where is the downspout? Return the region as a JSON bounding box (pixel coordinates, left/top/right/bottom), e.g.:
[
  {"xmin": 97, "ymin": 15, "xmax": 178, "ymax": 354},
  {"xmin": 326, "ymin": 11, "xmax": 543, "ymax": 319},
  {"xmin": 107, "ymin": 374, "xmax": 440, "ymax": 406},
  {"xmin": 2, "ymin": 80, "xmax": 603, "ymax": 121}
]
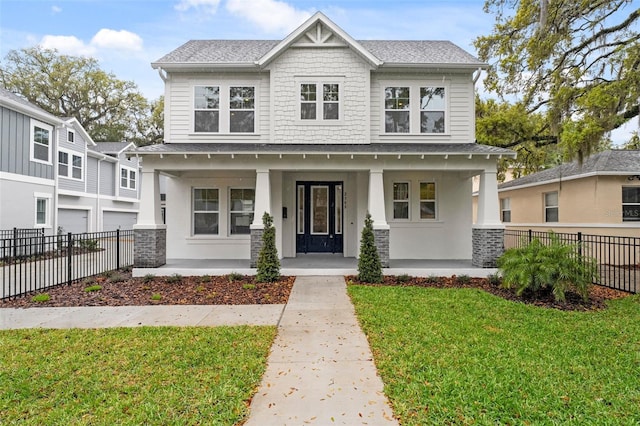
[
  {"xmin": 96, "ymin": 155, "xmax": 106, "ymax": 231},
  {"xmin": 472, "ymin": 67, "xmax": 482, "ymax": 85}
]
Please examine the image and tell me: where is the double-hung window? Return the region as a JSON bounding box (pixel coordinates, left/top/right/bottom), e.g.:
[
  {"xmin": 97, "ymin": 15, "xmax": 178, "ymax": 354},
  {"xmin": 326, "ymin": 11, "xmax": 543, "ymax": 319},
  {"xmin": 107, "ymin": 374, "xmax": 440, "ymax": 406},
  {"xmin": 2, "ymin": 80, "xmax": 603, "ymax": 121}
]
[
  {"xmin": 193, "ymin": 188, "xmax": 219, "ymax": 235},
  {"xmin": 194, "ymin": 86, "xmax": 220, "ymax": 132},
  {"xmin": 383, "ymin": 84, "xmax": 447, "ymax": 134},
  {"xmin": 622, "ymin": 187, "xmax": 640, "ymax": 221},
  {"xmin": 544, "ymin": 192, "xmax": 558, "ymax": 222},
  {"xmin": 34, "ymin": 193, "xmax": 51, "ymax": 227},
  {"xmin": 229, "ymin": 188, "xmax": 255, "ymax": 235},
  {"xmin": 393, "ymin": 182, "xmax": 410, "ymax": 219},
  {"xmin": 30, "ymin": 119, "xmax": 53, "ymax": 164},
  {"xmin": 58, "ymin": 151, "xmax": 83, "ymax": 180},
  {"xmin": 419, "ymin": 182, "xmax": 436, "ymax": 219},
  {"xmin": 67, "ymin": 130, "xmax": 75, "ymax": 143},
  {"xmin": 194, "ymin": 85, "xmax": 256, "ymax": 133},
  {"xmin": 229, "ymin": 86, "xmax": 255, "ymax": 132},
  {"xmin": 299, "ymin": 80, "xmax": 341, "ymax": 122},
  {"xmin": 120, "ymin": 167, "xmax": 136, "ymax": 190},
  {"xmin": 500, "ymin": 198, "xmax": 511, "ymax": 222}
]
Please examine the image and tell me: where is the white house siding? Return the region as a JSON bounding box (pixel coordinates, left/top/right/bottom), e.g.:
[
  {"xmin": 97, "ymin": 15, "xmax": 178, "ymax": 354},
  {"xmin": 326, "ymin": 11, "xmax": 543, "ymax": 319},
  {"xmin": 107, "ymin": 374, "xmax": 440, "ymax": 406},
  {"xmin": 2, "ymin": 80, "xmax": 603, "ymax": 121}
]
[
  {"xmin": 99, "ymin": 161, "xmax": 115, "ymax": 196},
  {"xmin": 165, "ymin": 72, "xmax": 270, "ymax": 144},
  {"xmin": 0, "ymin": 179, "xmax": 55, "ymax": 232},
  {"xmin": 370, "ymin": 71, "xmax": 475, "ymax": 144},
  {"xmin": 268, "ymin": 47, "xmax": 371, "ymax": 144},
  {"xmin": 86, "ymin": 156, "xmax": 99, "ymax": 193}
]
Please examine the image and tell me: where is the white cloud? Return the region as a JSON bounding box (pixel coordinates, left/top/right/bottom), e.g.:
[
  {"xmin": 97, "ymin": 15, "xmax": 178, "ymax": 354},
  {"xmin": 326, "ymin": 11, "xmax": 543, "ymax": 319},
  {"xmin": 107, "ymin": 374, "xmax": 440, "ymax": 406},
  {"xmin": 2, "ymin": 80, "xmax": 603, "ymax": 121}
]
[
  {"xmin": 91, "ymin": 29, "xmax": 143, "ymax": 51},
  {"xmin": 39, "ymin": 35, "xmax": 96, "ymax": 56},
  {"xmin": 51, "ymin": 5, "xmax": 62, "ymax": 14},
  {"xmin": 226, "ymin": 0, "xmax": 313, "ymax": 34},
  {"xmin": 175, "ymin": 0, "xmax": 220, "ymax": 14}
]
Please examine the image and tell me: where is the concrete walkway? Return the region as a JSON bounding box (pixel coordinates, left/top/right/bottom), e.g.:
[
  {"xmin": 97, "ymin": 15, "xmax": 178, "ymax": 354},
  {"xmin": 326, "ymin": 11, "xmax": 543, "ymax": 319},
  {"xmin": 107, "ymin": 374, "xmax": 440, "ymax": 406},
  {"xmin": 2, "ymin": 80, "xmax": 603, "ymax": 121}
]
[{"xmin": 245, "ymin": 276, "xmax": 398, "ymax": 425}]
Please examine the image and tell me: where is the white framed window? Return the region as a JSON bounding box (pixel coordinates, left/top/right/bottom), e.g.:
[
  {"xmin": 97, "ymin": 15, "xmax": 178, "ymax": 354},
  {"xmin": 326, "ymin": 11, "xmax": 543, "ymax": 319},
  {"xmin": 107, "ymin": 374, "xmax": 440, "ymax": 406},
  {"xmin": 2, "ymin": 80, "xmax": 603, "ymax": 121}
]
[
  {"xmin": 30, "ymin": 119, "xmax": 53, "ymax": 164},
  {"xmin": 33, "ymin": 193, "xmax": 52, "ymax": 227},
  {"xmin": 229, "ymin": 188, "xmax": 255, "ymax": 235},
  {"xmin": 120, "ymin": 166, "xmax": 136, "ymax": 190},
  {"xmin": 500, "ymin": 198, "xmax": 511, "ymax": 223},
  {"xmin": 297, "ymin": 78, "xmax": 343, "ymax": 123},
  {"xmin": 58, "ymin": 150, "xmax": 83, "ymax": 180},
  {"xmin": 229, "ymin": 86, "xmax": 255, "ymax": 133},
  {"xmin": 622, "ymin": 187, "xmax": 640, "ymax": 221},
  {"xmin": 419, "ymin": 182, "xmax": 437, "ymax": 219},
  {"xmin": 393, "ymin": 182, "xmax": 410, "ymax": 220},
  {"xmin": 193, "ymin": 188, "xmax": 219, "ymax": 235},
  {"xmin": 67, "ymin": 130, "xmax": 75, "ymax": 143},
  {"xmin": 383, "ymin": 83, "xmax": 448, "ymax": 134},
  {"xmin": 544, "ymin": 192, "xmax": 558, "ymax": 222},
  {"xmin": 194, "ymin": 85, "xmax": 220, "ymax": 132},
  {"xmin": 193, "ymin": 84, "xmax": 256, "ymax": 133}
]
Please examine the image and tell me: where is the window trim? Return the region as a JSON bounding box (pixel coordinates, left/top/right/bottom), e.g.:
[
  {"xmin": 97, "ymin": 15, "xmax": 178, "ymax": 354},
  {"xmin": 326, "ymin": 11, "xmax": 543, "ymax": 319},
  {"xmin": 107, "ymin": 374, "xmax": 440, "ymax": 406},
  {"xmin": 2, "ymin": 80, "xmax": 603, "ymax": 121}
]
[
  {"xmin": 500, "ymin": 197, "xmax": 511, "ymax": 223},
  {"xmin": 381, "ymin": 81, "xmax": 450, "ymax": 135},
  {"xmin": 58, "ymin": 149, "xmax": 84, "ymax": 180},
  {"xmin": 120, "ymin": 166, "xmax": 137, "ymax": 190},
  {"xmin": 419, "ymin": 181, "xmax": 437, "ymax": 220},
  {"xmin": 67, "ymin": 129, "xmax": 75, "ymax": 144},
  {"xmin": 296, "ymin": 77, "xmax": 344, "ymax": 124},
  {"xmin": 193, "ymin": 187, "xmax": 219, "ymax": 236},
  {"xmin": 30, "ymin": 119, "xmax": 53, "ymax": 165},
  {"xmin": 392, "ymin": 181, "xmax": 410, "ymax": 220},
  {"xmin": 34, "ymin": 193, "xmax": 52, "ymax": 228},
  {"xmin": 544, "ymin": 191, "xmax": 559, "ymax": 223},
  {"xmin": 192, "ymin": 83, "xmax": 258, "ymax": 134},
  {"xmin": 228, "ymin": 187, "xmax": 255, "ymax": 236},
  {"xmin": 622, "ymin": 186, "xmax": 640, "ymax": 222}
]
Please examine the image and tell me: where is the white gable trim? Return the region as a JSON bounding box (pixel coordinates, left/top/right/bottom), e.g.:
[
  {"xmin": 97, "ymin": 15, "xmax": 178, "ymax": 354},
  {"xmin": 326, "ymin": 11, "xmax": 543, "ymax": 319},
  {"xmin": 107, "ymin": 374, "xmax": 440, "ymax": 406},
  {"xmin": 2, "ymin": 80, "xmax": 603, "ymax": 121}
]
[
  {"xmin": 257, "ymin": 12, "xmax": 382, "ymax": 68},
  {"xmin": 63, "ymin": 117, "xmax": 95, "ymax": 147}
]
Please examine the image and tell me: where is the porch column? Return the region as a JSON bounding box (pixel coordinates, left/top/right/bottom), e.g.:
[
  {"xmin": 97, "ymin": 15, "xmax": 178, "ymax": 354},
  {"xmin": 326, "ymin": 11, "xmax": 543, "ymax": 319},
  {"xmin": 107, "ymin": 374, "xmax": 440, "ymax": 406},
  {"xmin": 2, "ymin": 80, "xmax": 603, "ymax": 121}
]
[
  {"xmin": 250, "ymin": 169, "xmax": 271, "ymax": 267},
  {"xmin": 134, "ymin": 169, "xmax": 166, "ymax": 268},
  {"xmin": 368, "ymin": 169, "xmax": 390, "ymax": 267},
  {"xmin": 472, "ymin": 169, "xmax": 504, "ymax": 267}
]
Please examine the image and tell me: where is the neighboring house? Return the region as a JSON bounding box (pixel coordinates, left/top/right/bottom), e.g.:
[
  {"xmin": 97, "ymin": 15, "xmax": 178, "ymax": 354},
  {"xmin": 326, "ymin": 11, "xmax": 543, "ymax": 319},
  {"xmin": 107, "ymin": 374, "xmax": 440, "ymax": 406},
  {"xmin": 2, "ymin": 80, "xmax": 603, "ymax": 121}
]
[
  {"xmin": 497, "ymin": 150, "xmax": 640, "ymax": 237},
  {"xmin": 131, "ymin": 12, "xmax": 515, "ymax": 269},
  {"xmin": 0, "ymin": 87, "xmax": 140, "ymax": 235}
]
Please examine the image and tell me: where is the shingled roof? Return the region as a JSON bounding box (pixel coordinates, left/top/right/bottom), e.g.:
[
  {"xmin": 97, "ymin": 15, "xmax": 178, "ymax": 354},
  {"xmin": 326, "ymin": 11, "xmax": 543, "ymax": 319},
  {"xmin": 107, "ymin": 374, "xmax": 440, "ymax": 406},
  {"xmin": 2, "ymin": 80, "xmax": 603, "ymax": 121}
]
[{"xmin": 500, "ymin": 150, "xmax": 640, "ymax": 190}]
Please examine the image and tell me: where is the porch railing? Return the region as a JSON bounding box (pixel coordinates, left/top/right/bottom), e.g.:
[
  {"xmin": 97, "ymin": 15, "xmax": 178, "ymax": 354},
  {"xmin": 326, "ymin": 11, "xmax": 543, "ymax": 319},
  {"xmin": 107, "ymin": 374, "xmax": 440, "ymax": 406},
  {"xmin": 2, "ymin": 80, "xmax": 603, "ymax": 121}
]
[{"xmin": 504, "ymin": 229, "xmax": 639, "ymax": 293}]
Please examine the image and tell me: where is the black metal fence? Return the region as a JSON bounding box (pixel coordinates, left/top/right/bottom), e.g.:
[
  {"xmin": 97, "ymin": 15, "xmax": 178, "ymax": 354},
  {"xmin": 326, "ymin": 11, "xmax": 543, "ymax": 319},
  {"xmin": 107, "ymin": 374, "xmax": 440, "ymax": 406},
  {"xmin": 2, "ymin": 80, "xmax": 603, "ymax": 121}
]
[
  {"xmin": 1, "ymin": 229, "xmax": 134, "ymax": 300},
  {"xmin": 505, "ymin": 229, "xmax": 639, "ymax": 293}
]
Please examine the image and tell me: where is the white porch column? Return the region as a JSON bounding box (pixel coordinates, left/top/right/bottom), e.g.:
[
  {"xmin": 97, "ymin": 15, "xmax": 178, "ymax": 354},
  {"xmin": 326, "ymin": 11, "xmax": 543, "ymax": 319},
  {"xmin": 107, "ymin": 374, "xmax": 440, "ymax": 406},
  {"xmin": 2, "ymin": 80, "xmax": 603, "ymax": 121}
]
[
  {"xmin": 472, "ymin": 169, "xmax": 504, "ymax": 268},
  {"xmin": 251, "ymin": 169, "xmax": 271, "ymax": 229},
  {"xmin": 367, "ymin": 169, "xmax": 389, "ymax": 229},
  {"xmin": 135, "ymin": 170, "xmax": 164, "ymax": 227},
  {"xmin": 476, "ymin": 170, "xmax": 503, "ymax": 227},
  {"xmin": 134, "ymin": 169, "xmax": 166, "ymax": 268}
]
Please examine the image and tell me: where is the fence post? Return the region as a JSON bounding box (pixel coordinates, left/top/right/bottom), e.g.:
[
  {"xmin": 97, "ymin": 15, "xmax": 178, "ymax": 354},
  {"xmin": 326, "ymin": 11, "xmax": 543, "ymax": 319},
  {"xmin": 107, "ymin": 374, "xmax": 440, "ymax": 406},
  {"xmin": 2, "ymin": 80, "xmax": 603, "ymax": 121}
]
[
  {"xmin": 528, "ymin": 229, "xmax": 532, "ymax": 244},
  {"xmin": 12, "ymin": 227, "xmax": 17, "ymax": 258},
  {"xmin": 116, "ymin": 229, "xmax": 121, "ymax": 270},
  {"xmin": 67, "ymin": 232, "xmax": 73, "ymax": 285},
  {"xmin": 577, "ymin": 232, "xmax": 583, "ymax": 258}
]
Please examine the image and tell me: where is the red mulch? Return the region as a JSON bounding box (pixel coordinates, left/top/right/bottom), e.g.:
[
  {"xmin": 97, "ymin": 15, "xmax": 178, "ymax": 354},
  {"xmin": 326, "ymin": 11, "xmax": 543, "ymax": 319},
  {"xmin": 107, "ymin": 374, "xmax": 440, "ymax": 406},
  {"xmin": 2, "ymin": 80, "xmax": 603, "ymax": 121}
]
[{"xmin": 346, "ymin": 275, "xmax": 631, "ymax": 311}]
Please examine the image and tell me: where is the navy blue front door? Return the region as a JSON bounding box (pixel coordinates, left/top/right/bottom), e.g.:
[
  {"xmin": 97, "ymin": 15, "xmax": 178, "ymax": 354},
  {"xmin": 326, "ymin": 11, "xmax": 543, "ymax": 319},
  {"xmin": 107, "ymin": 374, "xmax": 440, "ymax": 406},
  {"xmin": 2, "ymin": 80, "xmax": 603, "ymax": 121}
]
[{"xmin": 296, "ymin": 181, "xmax": 343, "ymax": 253}]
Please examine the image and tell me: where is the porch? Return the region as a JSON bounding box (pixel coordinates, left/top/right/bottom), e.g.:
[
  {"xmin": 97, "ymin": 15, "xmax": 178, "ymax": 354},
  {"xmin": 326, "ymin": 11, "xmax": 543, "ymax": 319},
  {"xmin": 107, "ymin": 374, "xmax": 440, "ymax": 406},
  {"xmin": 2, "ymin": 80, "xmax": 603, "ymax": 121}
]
[{"xmin": 132, "ymin": 254, "xmax": 497, "ymax": 278}]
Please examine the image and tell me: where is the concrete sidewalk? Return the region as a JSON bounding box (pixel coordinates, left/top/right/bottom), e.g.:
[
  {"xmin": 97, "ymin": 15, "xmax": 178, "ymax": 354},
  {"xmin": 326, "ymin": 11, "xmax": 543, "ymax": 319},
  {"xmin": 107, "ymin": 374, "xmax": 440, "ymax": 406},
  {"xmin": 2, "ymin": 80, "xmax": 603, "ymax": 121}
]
[{"xmin": 245, "ymin": 276, "xmax": 398, "ymax": 425}]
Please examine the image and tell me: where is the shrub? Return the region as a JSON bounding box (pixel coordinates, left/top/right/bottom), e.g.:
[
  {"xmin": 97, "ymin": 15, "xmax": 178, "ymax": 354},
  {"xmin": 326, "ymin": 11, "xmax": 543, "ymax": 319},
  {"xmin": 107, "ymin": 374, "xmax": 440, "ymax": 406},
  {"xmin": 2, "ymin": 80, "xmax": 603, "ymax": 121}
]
[
  {"xmin": 227, "ymin": 272, "xmax": 244, "ymax": 283},
  {"xmin": 200, "ymin": 275, "xmax": 212, "ymax": 283},
  {"xmin": 426, "ymin": 275, "xmax": 441, "ymax": 284},
  {"xmin": 497, "ymin": 233, "xmax": 596, "ymax": 301},
  {"xmin": 487, "ymin": 273, "xmax": 501, "ymax": 286},
  {"xmin": 166, "ymin": 274, "xmax": 182, "ymax": 284},
  {"xmin": 456, "ymin": 274, "xmax": 471, "ymax": 284},
  {"xmin": 357, "ymin": 213, "xmax": 382, "ymax": 283},
  {"xmin": 109, "ymin": 273, "xmax": 126, "ymax": 283},
  {"xmin": 32, "ymin": 293, "xmax": 50, "ymax": 303},
  {"xmin": 142, "ymin": 274, "xmax": 156, "ymax": 283},
  {"xmin": 256, "ymin": 213, "xmax": 280, "ymax": 283},
  {"xmin": 395, "ymin": 274, "xmax": 411, "ymax": 284},
  {"xmin": 84, "ymin": 285, "xmax": 102, "ymax": 292},
  {"xmin": 76, "ymin": 238, "xmax": 99, "ymax": 250},
  {"xmin": 150, "ymin": 293, "xmax": 162, "ymax": 301},
  {"xmin": 243, "ymin": 283, "xmax": 256, "ymax": 290}
]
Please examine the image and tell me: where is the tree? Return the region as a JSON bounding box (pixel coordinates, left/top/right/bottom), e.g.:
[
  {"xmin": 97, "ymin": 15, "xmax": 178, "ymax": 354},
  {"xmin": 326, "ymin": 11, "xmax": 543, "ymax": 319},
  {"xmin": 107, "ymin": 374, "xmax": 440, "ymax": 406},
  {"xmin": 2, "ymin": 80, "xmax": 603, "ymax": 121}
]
[
  {"xmin": 256, "ymin": 212, "xmax": 280, "ymax": 283},
  {"xmin": 0, "ymin": 46, "xmax": 153, "ymax": 143},
  {"xmin": 357, "ymin": 213, "xmax": 382, "ymax": 284},
  {"xmin": 475, "ymin": 1, "xmax": 640, "ymax": 161}
]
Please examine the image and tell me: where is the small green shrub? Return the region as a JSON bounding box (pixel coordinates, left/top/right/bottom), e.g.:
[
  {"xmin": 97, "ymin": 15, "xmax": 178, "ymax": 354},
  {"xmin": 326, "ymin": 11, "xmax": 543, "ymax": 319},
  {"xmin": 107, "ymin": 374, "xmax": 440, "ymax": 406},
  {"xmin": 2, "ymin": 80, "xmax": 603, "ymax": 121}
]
[
  {"xmin": 227, "ymin": 272, "xmax": 244, "ymax": 283},
  {"xmin": 487, "ymin": 273, "xmax": 501, "ymax": 286},
  {"xmin": 426, "ymin": 275, "xmax": 441, "ymax": 284},
  {"xmin": 109, "ymin": 273, "xmax": 126, "ymax": 283},
  {"xmin": 456, "ymin": 274, "xmax": 471, "ymax": 284},
  {"xmin": 256, "ymin": 213, "xmax": 281, "ymax": 283},
  {"xmin": 84, "ymin": 285, "xmax": 102, "ymax": 292},
  {"xmin": 150, "ymin": 293, "xmax": 162, "ymax": 301},
  {"xmin": 200, "ymin": 275, "xmax": 211, "ymax": 283},
  {"xmin": 243, "ymin": 283, "xmax": 256, "ymax": 290},
  {"xmin": 357, "ymin": 213, "xmax": 383, "ymax": 283},
  {"xmin": 196, "ymin": 285, "xmax": 206, "ymax": 292},
  {"xmin": 76, "ymin": 238, "xmax": 99, "ymax": 250},
  {"xmin": 101, "ymin": 270, "xmax": 115, "ymax": 279},
  {"xmin": 497, "ymin": 233, "xmax": 596, "ymax": 301},
  {"xmin": 166, "ymin": 274, "xmax": 182, "ymax": 284},
  {"xmin": 32, "ymin": 293, "xmax": 50, "ymax": 303},
  {"xmin": 142, "ymin": 274, "xmax": 156, "ymax": 283},
  {"xmin": 395, "ymin": 274, "xmax": 411, "ymax": 284}
]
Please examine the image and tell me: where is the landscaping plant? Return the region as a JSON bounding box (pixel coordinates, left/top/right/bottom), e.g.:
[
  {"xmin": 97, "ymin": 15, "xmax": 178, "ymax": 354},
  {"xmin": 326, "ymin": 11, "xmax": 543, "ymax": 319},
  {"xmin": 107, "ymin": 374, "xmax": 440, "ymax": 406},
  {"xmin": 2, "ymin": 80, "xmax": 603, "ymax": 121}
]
[
  {"xmin": 256, "ymin": 212, "xmax": 280, "ymax": 283},
  {"xmin": 357, "ymin": 213, "xmax": 382, "ymax": 283},
  {"xmin": 497, "ymin": 233, "xmax": 596, "ymax": 301}
]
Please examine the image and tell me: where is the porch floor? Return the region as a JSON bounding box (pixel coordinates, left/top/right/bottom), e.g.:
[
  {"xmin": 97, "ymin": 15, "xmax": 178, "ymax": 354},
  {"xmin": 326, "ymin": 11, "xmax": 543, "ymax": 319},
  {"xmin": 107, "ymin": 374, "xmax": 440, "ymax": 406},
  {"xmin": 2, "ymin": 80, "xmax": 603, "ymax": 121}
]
[{"xmin": 132, "ymin": 254, "xmax": 497, "ymax": 278}]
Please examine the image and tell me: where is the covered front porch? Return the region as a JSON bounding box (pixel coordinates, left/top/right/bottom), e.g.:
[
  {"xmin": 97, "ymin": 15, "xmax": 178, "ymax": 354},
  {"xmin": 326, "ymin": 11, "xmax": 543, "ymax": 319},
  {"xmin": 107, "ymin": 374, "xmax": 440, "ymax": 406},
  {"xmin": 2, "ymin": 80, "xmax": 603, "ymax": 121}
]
[{"xmin": 132, "ymin": 254, "xmax": 497, "ymax": 278}]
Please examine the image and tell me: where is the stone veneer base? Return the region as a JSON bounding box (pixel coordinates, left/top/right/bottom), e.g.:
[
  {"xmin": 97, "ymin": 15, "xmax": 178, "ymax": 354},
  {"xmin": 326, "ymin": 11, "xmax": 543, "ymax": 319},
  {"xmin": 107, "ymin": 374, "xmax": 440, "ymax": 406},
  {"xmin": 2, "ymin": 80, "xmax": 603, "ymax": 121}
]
[
  {"xmin": 472, "ymin": 227, "xmax": 504, "ymax": 268},
  {"xmin": 134, "ymin": 228, "xmax": 166, "ymax": 268},
  {"xmin": 373, "ymin": 228, "xmax": 390, "ymax": 268},
  {"xmin": 250, "ymin": 228, "xmax": 264, "ymax": 268}
]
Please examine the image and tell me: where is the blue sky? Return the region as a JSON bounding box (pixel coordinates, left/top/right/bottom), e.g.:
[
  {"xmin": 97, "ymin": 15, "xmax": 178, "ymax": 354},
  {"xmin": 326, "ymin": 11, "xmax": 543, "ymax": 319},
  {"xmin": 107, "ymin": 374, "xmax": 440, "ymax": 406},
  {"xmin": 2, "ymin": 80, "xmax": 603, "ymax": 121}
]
[{"xmin": 1, "ymin": 0, "xmax": 637, "ymax": 143}]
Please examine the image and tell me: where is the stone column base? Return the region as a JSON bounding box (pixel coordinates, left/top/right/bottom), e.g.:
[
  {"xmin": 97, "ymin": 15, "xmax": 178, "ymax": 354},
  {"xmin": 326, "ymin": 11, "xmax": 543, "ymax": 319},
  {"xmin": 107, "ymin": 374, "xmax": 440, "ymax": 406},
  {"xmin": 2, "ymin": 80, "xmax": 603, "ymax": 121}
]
[
  {"xmin": 250, "ymin": 228, "xmax": 264, "ymax": 268},
  {"xmin": 134, "ymin": 228, "xmax": 166, "ymax": 268},
  {"xmin": 472, "ymin": 227, "xmax": 504, "ymax": 268},
  {"xmin": 373, "ymin": 228, "xmax": 390, "ymax": 268}
]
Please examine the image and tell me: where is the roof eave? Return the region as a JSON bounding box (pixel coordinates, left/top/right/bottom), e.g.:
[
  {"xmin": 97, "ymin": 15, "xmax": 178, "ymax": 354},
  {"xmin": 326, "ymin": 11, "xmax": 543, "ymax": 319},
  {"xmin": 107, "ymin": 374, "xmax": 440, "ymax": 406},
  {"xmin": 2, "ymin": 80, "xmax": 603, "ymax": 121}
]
[
  {"xmin": 151, "ymin": 62, "xmax": 260, "ymax": 71},
  {"xmin": 378, "ymin": 62, "xmax": 488, "ymax": 70}
]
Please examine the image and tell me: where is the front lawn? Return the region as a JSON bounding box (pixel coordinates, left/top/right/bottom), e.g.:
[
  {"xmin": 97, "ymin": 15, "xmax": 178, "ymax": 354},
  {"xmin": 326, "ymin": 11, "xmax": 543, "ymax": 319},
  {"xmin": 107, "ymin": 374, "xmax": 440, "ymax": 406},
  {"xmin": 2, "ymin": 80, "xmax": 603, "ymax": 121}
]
[
  {"xmin": 0, "ymin": 326, "xmax": 276, "ymax": 425},
  {"xmin": 349, "ymin": 285, "xmax": 640, "ymax": 425}
]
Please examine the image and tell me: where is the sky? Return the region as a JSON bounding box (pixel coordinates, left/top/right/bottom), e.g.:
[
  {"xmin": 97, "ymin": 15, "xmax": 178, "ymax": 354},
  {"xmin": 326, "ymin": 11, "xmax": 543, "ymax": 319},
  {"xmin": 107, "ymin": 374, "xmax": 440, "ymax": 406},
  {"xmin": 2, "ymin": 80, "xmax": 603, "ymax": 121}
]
[{"xmin": 1, "ymin": 0, "xmax": 637, "ymax": 144}]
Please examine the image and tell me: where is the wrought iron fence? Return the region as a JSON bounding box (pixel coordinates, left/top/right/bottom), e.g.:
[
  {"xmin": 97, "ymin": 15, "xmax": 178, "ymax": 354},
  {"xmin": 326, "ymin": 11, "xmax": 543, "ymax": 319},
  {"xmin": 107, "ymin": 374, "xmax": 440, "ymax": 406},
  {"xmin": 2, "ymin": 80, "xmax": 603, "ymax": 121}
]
[
  {"xmin": 505, "ymin": 229, "xmax": 639, "ymax": 293},
  {"xmin": 1, "ymin": 229, "xmax": 134, "ymax": 300}
]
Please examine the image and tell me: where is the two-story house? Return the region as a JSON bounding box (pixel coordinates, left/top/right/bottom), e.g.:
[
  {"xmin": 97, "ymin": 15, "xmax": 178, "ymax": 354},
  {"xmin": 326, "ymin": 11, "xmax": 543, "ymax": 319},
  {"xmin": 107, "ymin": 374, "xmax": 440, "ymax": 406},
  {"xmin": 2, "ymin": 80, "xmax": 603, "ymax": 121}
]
[
  {"xmin": 0, "ymin": 87, "xmax": 140, "ymax": 235},
  {"xmin": 131, "ymin": 12, "xmax": 514, "ymax": 269}
]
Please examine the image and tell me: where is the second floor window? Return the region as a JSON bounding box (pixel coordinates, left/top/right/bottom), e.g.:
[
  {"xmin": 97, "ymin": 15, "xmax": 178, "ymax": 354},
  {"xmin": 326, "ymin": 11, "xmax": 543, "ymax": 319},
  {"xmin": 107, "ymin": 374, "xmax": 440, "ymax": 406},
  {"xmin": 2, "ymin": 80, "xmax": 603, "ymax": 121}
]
[
  {"xmin": 544, "ymin": 192, "xmax": 558, "ymax": 222},
  {"xmin": 385, "ymin": 87, "xmax": 410, "ymax": 133},
  {"xmin": 120, "ymin": 167, "xmax": 136, "ymax": 190},
  {"xmin": 31, "ymin": 120, "xmax": 52, "ymax": 164},
  {"xmin": 67, "ymin": 130, "xmax": 75, "ymax": 143},
  {"xmin": 383, "ymin": 84, "xmax": 447, "ymax": 134},
  {"xmin": 194, "ymin": 85, "xmax": 256, "ymax": 133},
  {"xmin": 194, "ymin": 86, "xmax": 220, "ymax": 132},
  {"xmin": 300, "ymin": 83, "xmax": 340, "ymax": 121},
  {"xmin": 58, "ymin": 151, "xmax": 83, "ymax": 179}
]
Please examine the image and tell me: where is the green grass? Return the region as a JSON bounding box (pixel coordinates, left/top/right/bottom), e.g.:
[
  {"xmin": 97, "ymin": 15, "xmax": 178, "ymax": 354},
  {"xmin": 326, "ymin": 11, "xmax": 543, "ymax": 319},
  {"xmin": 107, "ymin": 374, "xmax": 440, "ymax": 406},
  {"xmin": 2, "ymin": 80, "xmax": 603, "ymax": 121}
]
[
  {"xmin": 0, "ymin": 326, "xmax": 276, "ymax": 425},
  {"xmin": 349, "ymin": 285, "xmax": 640, "ymax": 425}
]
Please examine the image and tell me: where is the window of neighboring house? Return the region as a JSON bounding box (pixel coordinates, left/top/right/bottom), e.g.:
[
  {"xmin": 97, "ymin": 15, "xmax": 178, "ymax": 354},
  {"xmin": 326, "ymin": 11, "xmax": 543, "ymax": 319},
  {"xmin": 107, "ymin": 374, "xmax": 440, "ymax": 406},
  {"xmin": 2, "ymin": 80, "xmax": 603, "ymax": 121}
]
[
  {"xmin": 300, "ymin": 82, "xmax": 340, "ymax": 121},
  {"xmin": 120, "ymin": 167, "xmax": 136, "ymax": 190},
  {"xmin": 419, "ymin": 182, "xmax": 436, "ymax": 219},
  {"xmin": 384, "ymin": 87, "xmax": 410, "ymax": 133},
  {"xmin": 500, "ymin": 198, "xmax": 511, "ymax": 222},
  {"xmin": 193, "ymin": 188, "xmax": 219, "ymax": 235},
  {"xmin": 194, "ymin": 85, "xmax": 256, "ymax": 133},
  {"xmin": 420, "ymin": 87, "xmax": 446, "ymax": 133},
  {"xmin": 58, "ymin": 151, "xmax": 83, "ymax": 180},
  {"xmin": 34, "ymin": 196, "xmax": 50, "ymax": 227},
  {"xmin": 544, "ymin": 192, "xmax": 558, "ymax": 222},
  {"xmin": 622, "ymin": 187, "xmax": 640, "ymax": 221},
  {"xmin": 58, "ymin": 151, "xmax": 69, "ymax": 177},
  {"xmin": 229, "ymin": 188, "xmax": 255, "ymax": 235},
  {"xmin": 229, "ymin": 86, "xmax": 255, "ymax": 132},
  {"xmin": 30, "ymin": 119, "xmax": 53, "ymax": 164},
  {"xmin": 67, "ymin": 130, "xmax": 75, "ymax": 143},
  {"xmin": 393, "ymin": 182, "xmax": 410, "ymax": 219}
]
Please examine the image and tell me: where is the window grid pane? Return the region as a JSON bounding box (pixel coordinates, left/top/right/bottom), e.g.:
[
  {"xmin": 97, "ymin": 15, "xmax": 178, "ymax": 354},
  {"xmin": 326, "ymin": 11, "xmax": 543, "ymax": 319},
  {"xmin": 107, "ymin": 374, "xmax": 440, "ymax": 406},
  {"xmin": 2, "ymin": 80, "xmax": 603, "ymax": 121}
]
[
  {"xmin": 301, "ymin": 84, "xmax": 317, "ymax": 120},
  {"xmin": 622, "ymin": 187, "xmax": 640, "ymax": 221},
  {"xmin": 194, "ymin": 86, "xmax": 220, "ymax": 133},
  {"xmin": 393, "ymin": 182, "xmax": 409, "ymax": 219},
  {"xmin": 419, "ymin": 182, "xmax": 436, "ymax": 219},
  {"xmin": 193, "ymin": 188, "xmax": 219, "ymax": 235}
]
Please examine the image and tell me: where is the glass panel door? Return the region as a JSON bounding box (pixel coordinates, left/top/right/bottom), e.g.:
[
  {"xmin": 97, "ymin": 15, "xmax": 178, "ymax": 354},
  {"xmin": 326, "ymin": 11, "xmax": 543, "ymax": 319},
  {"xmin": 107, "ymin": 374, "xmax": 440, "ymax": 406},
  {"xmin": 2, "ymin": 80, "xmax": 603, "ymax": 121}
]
[{"xmin": 311, "ymin": 185, "xmax": 329, "ymax": 234}]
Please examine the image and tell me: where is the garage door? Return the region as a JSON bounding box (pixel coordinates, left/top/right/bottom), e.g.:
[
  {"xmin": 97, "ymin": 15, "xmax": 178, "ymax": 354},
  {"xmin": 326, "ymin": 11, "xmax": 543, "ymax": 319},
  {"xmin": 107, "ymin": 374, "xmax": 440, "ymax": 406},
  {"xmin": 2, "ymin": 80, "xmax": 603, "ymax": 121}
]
[
  {"xmin": 58, "ymin": 209, "xmax": 89, "ymax": 234},
  {"xmin": 103, "ymin": 211, "xmax": 137, "ymax": 231}
]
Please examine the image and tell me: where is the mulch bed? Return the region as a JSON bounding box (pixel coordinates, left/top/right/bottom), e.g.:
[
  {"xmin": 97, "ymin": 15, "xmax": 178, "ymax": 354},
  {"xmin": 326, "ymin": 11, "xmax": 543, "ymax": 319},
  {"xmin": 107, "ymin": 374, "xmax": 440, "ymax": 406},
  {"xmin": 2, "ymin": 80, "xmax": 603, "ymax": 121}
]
[{"xmin": 346, "ymin": 275, "xmax": 632, "ymax": 311}]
